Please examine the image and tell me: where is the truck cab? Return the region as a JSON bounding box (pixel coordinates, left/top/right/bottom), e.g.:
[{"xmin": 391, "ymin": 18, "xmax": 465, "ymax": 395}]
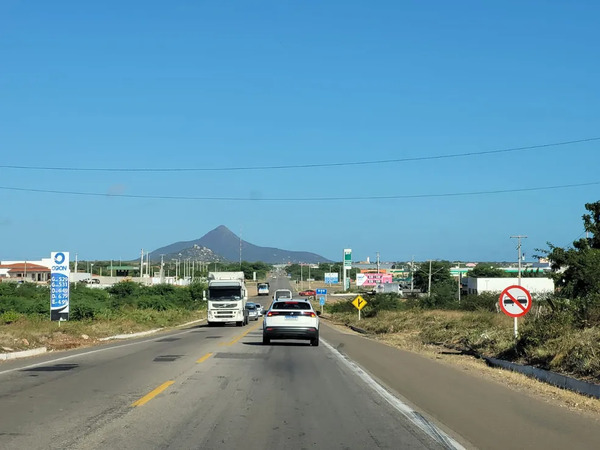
[{"xmin": 206, "ymin": 272, "xmax": 249, "ymax": 327}]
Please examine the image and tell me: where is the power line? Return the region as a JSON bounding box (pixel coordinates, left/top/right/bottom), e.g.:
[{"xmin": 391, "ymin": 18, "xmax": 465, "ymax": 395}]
[
  {"xmin": 0, "ymin": 137, "xmax": 597, "ymax": 173},
  {"xmin": 0, "ymin": 180, "xmax": 598, "ymax": 202}
]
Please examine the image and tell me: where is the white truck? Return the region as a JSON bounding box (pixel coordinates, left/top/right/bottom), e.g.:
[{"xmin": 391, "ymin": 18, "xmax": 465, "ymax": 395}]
[{"xmin": 206, "ymin": 272, "xmax": 249, "ymax": 327}]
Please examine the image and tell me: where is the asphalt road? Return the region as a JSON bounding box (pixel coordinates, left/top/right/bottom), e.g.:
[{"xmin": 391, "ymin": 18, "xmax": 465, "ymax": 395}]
[
  {"xmin": 0, "ymin": 276, "xmax": 444, "ymax": 450},
  {"xmin": 0, "ymin": 274, "xmax": 599, "ymax": 449}
]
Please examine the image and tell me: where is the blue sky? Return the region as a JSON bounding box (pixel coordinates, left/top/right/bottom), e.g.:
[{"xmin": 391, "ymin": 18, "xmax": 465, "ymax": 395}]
[{"xmin": 1, "ymin": 0, "xmax": 599, "ymax": 263}]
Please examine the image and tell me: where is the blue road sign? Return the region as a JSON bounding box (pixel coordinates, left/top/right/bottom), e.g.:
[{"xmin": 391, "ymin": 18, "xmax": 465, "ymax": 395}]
[
  {"xmin": 316, "ymin": 288, "xmax": 327, "ymax": 295},
  {"xmin": 319, "ymin": 296, "xmax": 326, "ymax": 305}
]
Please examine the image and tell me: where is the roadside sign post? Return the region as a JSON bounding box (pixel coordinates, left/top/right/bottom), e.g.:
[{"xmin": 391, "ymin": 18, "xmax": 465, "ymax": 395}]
[
  {"xmin": 343, "ymin": 249, "xmax": 352, "ymax": 291},
  {"xmin": 317, "ymin": 289, "xmax": 327, "ymax": 314},
  {"xmin": 50, "ymin": 252, "xmax": 70, "ymax": 322},
  {"xmin": 498, "ymin": 285, "xmax": 532, "ymax": 338},
  {"xmin": 352, "ymin": 295, "xmax": 367, "ymax": 321}
]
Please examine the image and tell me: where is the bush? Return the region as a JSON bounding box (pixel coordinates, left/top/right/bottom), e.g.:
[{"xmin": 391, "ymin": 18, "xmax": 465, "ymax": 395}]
[
  {"xmin": 70, "ymin": 303, "xmax": 101, "ymax": 320},
  {"xmin": 458, "ymin": 293, "xmax": 498, "ymax": 312},
  {"xmin": 107, "ymin": 281, "xmax": 141, "ymax": 299},
  {"xmin": 1, "ymin": 311, "xmax": 22, "ymax": 324},
  {"xmin": 137, "ymin": 295, "xmax": 172, "ymax": 311}
]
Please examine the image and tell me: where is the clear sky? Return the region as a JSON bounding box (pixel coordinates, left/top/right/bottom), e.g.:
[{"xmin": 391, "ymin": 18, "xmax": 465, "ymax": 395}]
[{"xmin": 1, "ymin": 0, "xmax": 599, "ymax": 263}]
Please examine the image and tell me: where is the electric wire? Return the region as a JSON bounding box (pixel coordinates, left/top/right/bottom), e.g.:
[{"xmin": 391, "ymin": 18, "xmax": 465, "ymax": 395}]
[
  {"xmin": 0, "ymin": 137, "xmax": 597, "ymax": 172},
  {"xmin": 0, "ymin": 180, "xmax": 597, "ymax": 202}
]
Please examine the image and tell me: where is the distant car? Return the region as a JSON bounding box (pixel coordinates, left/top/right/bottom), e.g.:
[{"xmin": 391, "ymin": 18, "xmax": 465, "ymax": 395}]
[
  {"xmin": 84, "ymin": 278, "xmax": 100, "ymax": 284},
  {"xmin": 273, "ymin": 289, "xmax": 293, "ymax": 301},
  {"xmin": 246, "ymin": 302, "xmax": 259, "ymax": 321},
  {"xmin": 263, "ymin": 300, "xmax": 320, "ymax": 346},
  {"xmin": 255, "ymin": 304, "xmax": 263, "ymax": 315},
  {"xmin": 257, "ymin": 283, "xmax": 270, "ymax": 296},
  {"xmin": 299, "ymin": 289, "xmax": 316, "ymax": 297}
]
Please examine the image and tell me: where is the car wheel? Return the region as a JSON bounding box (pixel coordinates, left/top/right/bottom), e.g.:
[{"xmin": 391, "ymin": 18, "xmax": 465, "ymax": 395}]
[
  {"xmin": 263, "ymin": 336, "xmax": 270, "ymax": 345},
  {"xmin": 236, "ymin": 321, "xmax": 243, "ymax": 327},
  {"xmin": 311, "ymin": 338, "xmax": 319, "ymax": 347}
]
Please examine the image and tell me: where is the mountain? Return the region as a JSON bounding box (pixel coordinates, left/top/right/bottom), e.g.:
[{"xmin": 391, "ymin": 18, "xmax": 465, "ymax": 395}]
[
  {"xmin": 149, "ymin": 225, "xmax": 331, "ymax": 264},
  {"xmin": 149, "ymin": 244, "xmax": 226, "ymax": 264}
]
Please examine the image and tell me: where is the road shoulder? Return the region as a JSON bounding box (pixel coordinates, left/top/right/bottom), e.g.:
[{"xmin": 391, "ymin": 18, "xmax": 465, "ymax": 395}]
[{"xmin": 320, "ymin": 322, "xmax": 600, "ymax": 450}]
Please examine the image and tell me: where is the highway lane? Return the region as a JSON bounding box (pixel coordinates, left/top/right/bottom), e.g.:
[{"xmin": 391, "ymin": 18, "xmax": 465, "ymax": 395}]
[
  {"xmin": 2, "ymin": 273, "xmax": 597, "ymax": 449},
  {"xmin": 0, "ymin": 277, "xmax": 450, "ymax": 450}
]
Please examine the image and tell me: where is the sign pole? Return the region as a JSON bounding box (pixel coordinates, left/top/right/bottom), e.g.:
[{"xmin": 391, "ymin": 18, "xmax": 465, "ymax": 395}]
[
  {"xmin": 514, "ymin": 317, "xmax": 518, "ymax": 339},
  {"xmin": 352, "ymin": 295, "xmax": 367, "ymax": 321}
]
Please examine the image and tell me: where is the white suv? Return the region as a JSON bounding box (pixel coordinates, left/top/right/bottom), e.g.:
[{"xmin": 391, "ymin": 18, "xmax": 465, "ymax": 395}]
[{"xmin": 263, "ymin": 299, "xmax": 320, "ymax": 346}]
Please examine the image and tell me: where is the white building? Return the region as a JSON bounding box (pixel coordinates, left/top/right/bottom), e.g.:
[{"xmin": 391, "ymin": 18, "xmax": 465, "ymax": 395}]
[{"xmin": 464, "ymin": 277, "xmax": 554, "ymax": 296}]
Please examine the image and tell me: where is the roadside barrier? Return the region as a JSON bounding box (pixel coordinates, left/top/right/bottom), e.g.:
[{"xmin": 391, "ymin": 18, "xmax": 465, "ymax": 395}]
[{"xmin": 483, "ymin": 356, "xmax": 600, "ymax": 399}]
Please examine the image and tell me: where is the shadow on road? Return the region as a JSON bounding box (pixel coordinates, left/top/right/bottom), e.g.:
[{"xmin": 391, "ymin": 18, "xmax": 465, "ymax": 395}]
[
  {"xmin": 242, "ymin": 341, "xmax": 311, "ymax": 347},
  {"xmin": 22, "ymin": 364, "xmax": 79, "ymax": 372}
]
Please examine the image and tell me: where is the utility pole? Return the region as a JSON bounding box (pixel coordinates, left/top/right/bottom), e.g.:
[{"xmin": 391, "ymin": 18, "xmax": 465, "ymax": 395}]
[
  {"xmin": 160, "ymin": 254, "xmax": 165, "ymax": 283},
  {"xmin": 510, "ymin": 235, "xmax": 528, "ymax": 339},
  {"xmin": 428, "ymin": 260, "xmax": 432, "ymax": 297},
  {"xmin": 456, "ymin": 262, "xmax": 461, "ymax": 304},
  {"xmin": 510, "ymin": 235, "xmax": 528, "ymax": 286},
  {"xmin": 75, "ymin": 253, "xmax": 78, "ymax": 274},
  {"xmin": 140, "ymin": 249, "xmax": 144, "ymax": 280},
  {"xmin": 376, "ymin": 252, "xmax": 380, "ymax": 274},
  {"xmin": 410, "ymin": 256, "xmax": 414, "ymax": 291}
]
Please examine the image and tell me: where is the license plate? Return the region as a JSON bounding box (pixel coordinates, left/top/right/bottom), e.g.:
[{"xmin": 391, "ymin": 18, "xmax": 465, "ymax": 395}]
[{"xmin": 284, "ymin": 315, "xmax": 298, "ymax": 320}]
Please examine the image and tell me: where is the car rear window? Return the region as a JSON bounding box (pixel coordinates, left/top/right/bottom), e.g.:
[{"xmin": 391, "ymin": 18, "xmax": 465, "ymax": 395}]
[{"xmin": 272, "ymin": 302, "xmax": 311, "ymax": 310}]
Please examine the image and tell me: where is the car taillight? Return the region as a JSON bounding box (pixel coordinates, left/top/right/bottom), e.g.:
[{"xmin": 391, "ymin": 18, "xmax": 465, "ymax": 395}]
[
  {"xmin": 303, "ymin": 312, "xmax": 316, "ymax": 318},
  {"xmin": 267, "ymin": 311, "xmax": 275, "ymax": 317}
]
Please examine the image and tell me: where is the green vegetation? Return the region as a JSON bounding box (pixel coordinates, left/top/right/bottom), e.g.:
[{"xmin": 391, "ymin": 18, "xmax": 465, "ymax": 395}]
[
  {"xmin": 469, "ymin": 263, "xmax": 508, "ymax": 278},
  {"xmin": 0, "ymin": 281, "xmax": 207, "ymax": 321},
  {"xmin": 0, "ymin": 280, "xmax": 208, "ymax": 351}
]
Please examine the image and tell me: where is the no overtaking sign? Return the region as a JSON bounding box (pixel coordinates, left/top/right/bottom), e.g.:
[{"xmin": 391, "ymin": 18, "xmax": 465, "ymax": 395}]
[{"xmin": 499, "ymin": 285, "xmax": 532, "ymax": 318}]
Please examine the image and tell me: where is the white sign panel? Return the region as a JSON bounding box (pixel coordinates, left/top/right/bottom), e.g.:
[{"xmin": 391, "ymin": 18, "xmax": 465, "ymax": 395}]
[
  {"xmin": 50, "ymin": 251, "xmax": 70, "ymax": 321},
  {"xmin": 356, "ymin": 273, "xmax": 367, "ymax": 286},
  {"xmin": 324, "ymin": 273, "xmax": 339, "ymax": 284}
]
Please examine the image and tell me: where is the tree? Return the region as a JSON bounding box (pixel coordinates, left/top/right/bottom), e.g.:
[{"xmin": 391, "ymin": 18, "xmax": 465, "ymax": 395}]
[
  {"xmin": 469, "ymin": 263, "xmax": 506, "ymax": 278},
  {"xmin": 413, "ymin": 260, "xmax": 452, "ymax": 292},
  {"xmin": 544, "ymin": 201, "xmax": 600, "ymax": 299}
]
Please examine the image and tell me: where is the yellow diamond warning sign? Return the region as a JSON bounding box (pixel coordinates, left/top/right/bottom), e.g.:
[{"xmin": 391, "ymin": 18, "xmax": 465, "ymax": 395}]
[{"xmin": 352, "ymin": 295, "xmax": 367, "ymax": 311}]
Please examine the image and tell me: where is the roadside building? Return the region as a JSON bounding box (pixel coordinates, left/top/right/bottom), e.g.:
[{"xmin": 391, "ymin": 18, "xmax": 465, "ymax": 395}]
[
  {"xmin": 464, "ymin": 277, "xmax": 554, "ymax": 295},
  {"xmin": 0, "ymin": 262, "xmax": 51, "ymax": 282}
]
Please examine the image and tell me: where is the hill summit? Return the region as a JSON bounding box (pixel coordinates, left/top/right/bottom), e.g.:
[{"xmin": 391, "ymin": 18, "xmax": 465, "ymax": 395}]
[{"xmin": 149, "ymin": 225, "xmax": 330, "ymax": 264}]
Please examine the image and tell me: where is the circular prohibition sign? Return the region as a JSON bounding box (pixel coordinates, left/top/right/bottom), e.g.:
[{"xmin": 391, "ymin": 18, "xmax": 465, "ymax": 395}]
[{"xmin": 499, "ymin": 285, "xmax": 532, "ymax": 318}]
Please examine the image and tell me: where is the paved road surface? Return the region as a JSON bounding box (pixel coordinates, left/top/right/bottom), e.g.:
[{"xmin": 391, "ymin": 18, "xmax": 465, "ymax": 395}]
[{"xmin": 1, "ymin": 274, "xmax": 599, "ymax": 449}]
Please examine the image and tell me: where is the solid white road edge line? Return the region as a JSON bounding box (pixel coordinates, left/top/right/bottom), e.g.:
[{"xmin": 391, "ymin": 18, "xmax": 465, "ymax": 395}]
[{"xmin": 321, "ymin": 338, "xmax": 466, "ymax": 450}]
